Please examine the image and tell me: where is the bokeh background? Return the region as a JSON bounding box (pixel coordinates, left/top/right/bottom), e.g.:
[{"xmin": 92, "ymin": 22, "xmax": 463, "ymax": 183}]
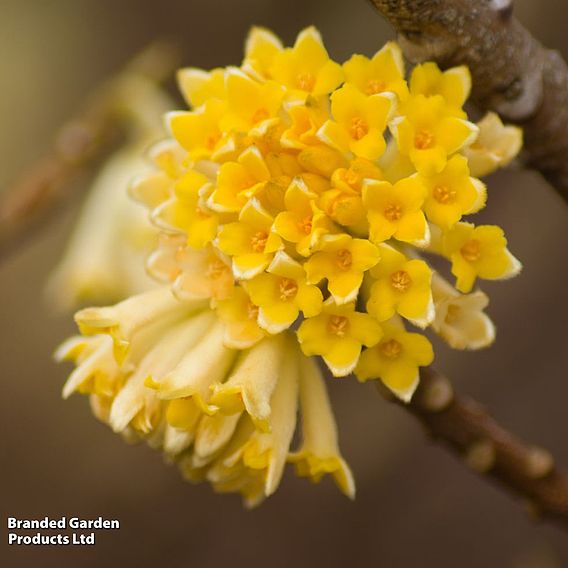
[{"xmin": 1, "ymin": 1, "xmax": 567, "ymax": 566}]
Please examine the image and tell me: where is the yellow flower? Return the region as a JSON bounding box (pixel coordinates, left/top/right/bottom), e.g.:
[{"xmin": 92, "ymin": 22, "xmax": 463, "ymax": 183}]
[
  {"xmin": 297, "ymin": 299, "xmax": 383, "ymax": 376},
  {"xmin": 207, "ymin": 341, "xmax": 300, "ymax": 507},
  {"xmin": 409, "ymin": 62, "xmax": 471, "ymax": 110},
  {"xmin": 367, "ymin": 244, "xmax": 434, "ymax": 327},
  {"xmin": 441, "ymin": 222, "xmax": 522, "ymax": 293},
  {"xmin": 288, "ymin": 355, "xmax": 355, "ymax": 498},
  {"xmin": 208, "ymin": 146, "xmax": 270, "ymax": 213},
  {"xmin": 210, "ymin": 334, "xmax": 286, "ymax": 432},
  {"xmin": 305, "ymin": 233, "xmax": 380, "ymax": 304},
  {"xmin": 177, "ymin": 67, "xmax": 226, "ymax": 108},
  {"xmin": 362, "ymin": 176, "xmax": 429, "ymax": 246},
  {"xmin": 319, "ymin": 158, "xmax": 383, "ymax": 232},
  {"xmin": 221, "ymin": 68, "xmax": 285, "ymax": 135},
  {"xmin": 152, "ymin": 320, "xmax": 238, "ymax": 414},
  {"xmin": 419, "ymin": 154, "xmax": 486, "ymax": 229},
  {"xmin": 148, "ymin": 237, "xmax": 234, "ymax": 301},
  {"xmin": 214, "ymin": 286, "xmax": 266, "ymax": 348},
  {"xmin": 217, "ymin": 198, "xmax": 283, "ymax": 279},
  {"xmin": 343, "ymin": 41, "xmax": 408, "ymax": 100},
  {"xmin": 152, "ymin": 169, "xmax": 219, "ymax": 248},
  {"xmin": 244, "ymin": 251, "xmax": 323, "ymax": 333},
  {"xmin": 270, "ymin": 26, "xmax": 344, "ymax": 98},
  {"xmin": 391, "ymin": 94, "xmax": 478, "ymax": 175},
  {"xmin": 297, "ymin": 144, "xmax": 348, "ymax": 177},
  {"xmin": 431, "ymin": 273, "xmax": 495, "ymax": 350},
  {"xmin": 56, "ymin": 334, "xmax": 121, "ymax": 400},
  {"xmin": 168, "ymin": 98, "xmax": 227, "ymax": 161},
  {"xmin": 281, "ymin": 98, "xmax": 328, "ymax": 150},
  {"xmin": 462, "ymin": 112, "xmax": 523, "ymax": 177},
  {"xmin": 318, "ymin": 83, "xmax": 395, "ymax": 160},
  {"xmin": 355, "ymin": 322, "xmax": 433, "ymax": 402},
  {"xmin": 75, "ymin": 286, "xmax": 206, "ymax": 358},
  {"xmin": 273, "ymin": 176, "xmax": 333, "ymax": 256},
  {"xmin": 242, "ymin": 26, "xmax": 283, "ymax": 80}
]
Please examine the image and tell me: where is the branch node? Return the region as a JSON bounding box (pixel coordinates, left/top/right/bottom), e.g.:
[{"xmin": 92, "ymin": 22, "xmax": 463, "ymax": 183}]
[
  {"xmin": 525, "ymin": 447, "xmax": 555, "ymax": 479},
  {"xmin": 465, "ymin": 439, "xmax": 497, "ymax": 473}
]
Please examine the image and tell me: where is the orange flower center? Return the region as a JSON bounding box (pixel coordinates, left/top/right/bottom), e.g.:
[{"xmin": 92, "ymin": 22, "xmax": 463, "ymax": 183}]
[
  {"xmin": 414, "ymin": 129, "xmax": 435, "ymax": 150},
  {"xmin": 461, "ymin": 239, "xmax": 481, "ymax": 262},
  {"xmin": 384, "ymin": 202, "xmax": 402, "ymax": 221},
  {"xmin": 433, "ymin": 184, "xmax": 457, "ymax": 205},
  {"xmin": 336, "ymin": 249, "xmax": 353, "ymax": 270},
  {"xmin": 279, "ymin": 277, "xmax": 298, "ymax": 301},
  {"xmin": 195, "ymin": 206, "xmax": 210, "ymax": 219},
  {"xmin": 298, "ymin": 215, "xmax": 313, "ymax": 235},
  {"xmin": 206, "ymin": 133, "xmax": 221, "ymax": 150},
  {"xmin": 252, "ymin": 108, "xmax": 270, "ymax": 124},
  {"xmin": 365, "ymin": 79, "xmax": 386, "ymax": 95},
  {"xmin": 247, "ymin": 301, "xmax": 260, "ymax": 320},
  {"xmin": 390, "ymin": 270, "xmax": 412, "ymax": 292},
  {"xmin": 349, "ymin": 117, "xmax": 369, "ymax": 140},
  {"xmin": 380, "ymin": 338, "xmax": 402, "ymax": 359},
  {"xmin": 250, "ymin": 231, "xmax": 269, "ymax": 253},
  {"xmin": 444, "ymin": 304, "xmax": 461, "ymax": 325},
  {"xmin": 343, "ymin": 168, "xmax": 361, "ymax": 188},
  {"xmin": 327, "ymin": 315, "xmax": 349, "ymax": 337},
  {"xmin": 206, "ymin": 258, "xmax": 228, "ymax": 279},
  {"xmin": 296, "ymin": 72, "xmax": 316, "ymax": 91}
]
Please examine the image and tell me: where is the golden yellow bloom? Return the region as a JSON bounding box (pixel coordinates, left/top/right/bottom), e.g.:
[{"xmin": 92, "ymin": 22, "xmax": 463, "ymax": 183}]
[
  {"xmin": 318, "ymin": 83, "xmax": 395, "ymax": 160},
  {"xmin": 391, "ymin": 94, "xmax": 478, "ymax": 175},
  {"xmin": 441, "ymin": 222, "xmax": 521, "ymax": 293},
  {"xmin": 305, "ymin": 233, "xmax": 380, "ymax": 304},
  {"xmin": 363, "ymin": 176, "xmax": 429, "ymax": 246},
  {"xmin": 244, "ymin": 251, "xmax": 323, "ymax": 333},
  {"xmin": 270, "ymin": 26, "xmax": 344, "ymax": 98},
  {"xmin": 208, "ymin": 146, "xmax": 270, "ymax": 213},
  {"xmin": 409, "ymin": 62, "xmax": 471, "ymax": 110},
  {"xmin": 214, "ymin": 285, "xmax": 266, "ymax": 348},
  {"xmin": 217, "ymin": 199, "xmax": 283, "ymax": 279},
  {"xmin": 152, "ymin": 169, "xmax": 219, "ymax": 248},
  {"xmin": 367, "ymin": 244, "xmax": 434, "ymax": 327},
  {"xmin": 58, "ymin": 25, "xmax": 523, "ymax": 506},
  {"xmin": 289, "ymin": 355, "xmax": 355, "ymax": 498},
  {"xmin": 273, "ymin": 176, "xmax": 333, "ymax": 256},
  {"xmin": 419, "ymin": 154, "xmax": 486, "ymax": 229},
  {"xmin": 463, "ymin": 111, "xmax": 523, "ymax": 177},
  {"xmin": 343, "ymin": 41, "xmax": 408, "ymax": 100},
  {"xmin": 356, "ymin": 321, "xmax": 434, "ymax": 402},
  {"xmin": 242, "ymin": 26, "xmax": 283, "ymax": 80},
  {"xmin": 177, "ymin": 67, "xmax": 226, "ymax": 108},
  {"xmin": 168, "ymin": 98, "xmax": 227, "ymax": 161},
  {"xmin": 221, "ymin": 68, "xmax": 285, "ymax": 135},
  {"xmin": 298, "ymin": 299, "xmax": 383, "ymax": 376}
]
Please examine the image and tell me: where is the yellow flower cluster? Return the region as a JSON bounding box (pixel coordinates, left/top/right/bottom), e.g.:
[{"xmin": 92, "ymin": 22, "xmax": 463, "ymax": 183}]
[
  {"xmin": 131, "ymin": 26, "xmax": 521, "ymax": 399},
  {"xmin": 58, "ymin": 288, "xmax": 353, "ymax": 507},
  {"xmin": 58, "ymin": 26, "xmax": 523, "ymax": 505}
]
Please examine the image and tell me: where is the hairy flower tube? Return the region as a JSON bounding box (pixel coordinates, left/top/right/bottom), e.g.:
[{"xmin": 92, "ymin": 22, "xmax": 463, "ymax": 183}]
[{"xmin": 58, "ymin": 26, "xmax": 523, "ymax": 505}]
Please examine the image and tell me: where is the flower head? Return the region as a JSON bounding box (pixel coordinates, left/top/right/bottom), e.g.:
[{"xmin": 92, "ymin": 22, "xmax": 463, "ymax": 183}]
[{"xmin": 58, "ymin": 25, "xmax": 523, "ymax": 506}]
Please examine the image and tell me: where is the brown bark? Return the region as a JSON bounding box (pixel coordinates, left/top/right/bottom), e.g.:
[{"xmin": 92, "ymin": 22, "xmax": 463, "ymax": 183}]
[
  {"xmin": 0, "ymin": 41, "xmax": 179, "ymax": 258},
  {"xmin": 377, "ymin": 367, "xmax": 568, "ymax": 527},
  {"xmin": 368, "ymin": 0, "xmax": 568, "ymax": 202}
]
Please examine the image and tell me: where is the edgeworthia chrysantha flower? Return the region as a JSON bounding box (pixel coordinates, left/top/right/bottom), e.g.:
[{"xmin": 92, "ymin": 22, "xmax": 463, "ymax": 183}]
[{"xmin": 57, "ymin": 26, "xmax": 522, "ymax": 506}]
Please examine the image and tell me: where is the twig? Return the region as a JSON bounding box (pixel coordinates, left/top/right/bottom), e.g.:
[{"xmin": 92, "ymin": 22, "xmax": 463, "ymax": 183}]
[
  {"xmin": 376, "ymin": 367, "xmax": 568, "ymax": 527},
  {"xmin": 367, "ymin": 0, "xmax": 568, "ymax": 202},
  {"xmin": 0, "ymin": 41, "xmax": 180, "ymax": 259}
]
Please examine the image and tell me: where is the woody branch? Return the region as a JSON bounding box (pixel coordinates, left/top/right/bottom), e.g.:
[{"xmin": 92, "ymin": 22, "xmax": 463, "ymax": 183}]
[{"xmin": 367, "ymin": 0, "xmax": 568, "ymax": 203}]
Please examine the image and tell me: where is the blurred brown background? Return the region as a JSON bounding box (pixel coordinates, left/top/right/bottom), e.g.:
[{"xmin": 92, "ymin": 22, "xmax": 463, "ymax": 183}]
[{"xmin": 1, "ymin": 1, "xmax": 567, "ymax": 566}]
